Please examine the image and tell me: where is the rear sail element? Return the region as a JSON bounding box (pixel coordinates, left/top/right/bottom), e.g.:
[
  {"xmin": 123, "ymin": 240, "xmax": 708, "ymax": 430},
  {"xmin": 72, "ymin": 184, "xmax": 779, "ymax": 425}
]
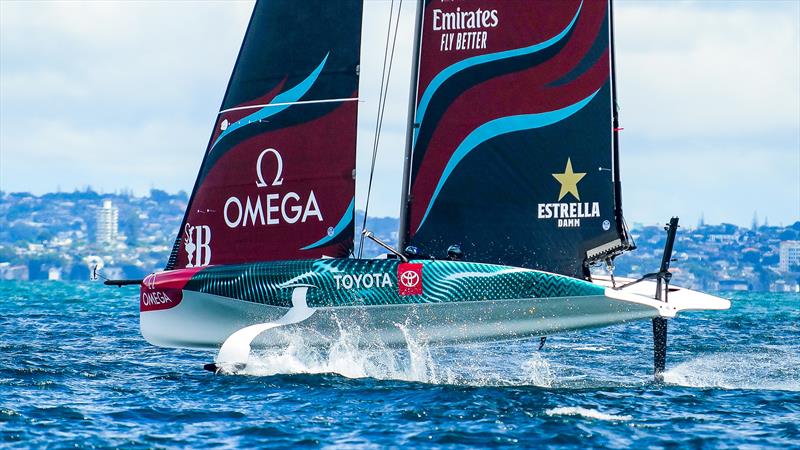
[
  {"xmin": 166, "ymin": 0, "xmax": 363, "ymax": 270},
  {"xmin": 402, "ymin": 0, "xmax": 627, "ymax": 278}
]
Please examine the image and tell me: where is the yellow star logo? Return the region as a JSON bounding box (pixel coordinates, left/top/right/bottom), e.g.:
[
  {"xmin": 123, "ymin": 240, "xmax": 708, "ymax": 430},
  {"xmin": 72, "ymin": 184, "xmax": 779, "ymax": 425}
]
[{"xmin": 552, "ymin": 158, "xmax": 586, "ymax": 201}]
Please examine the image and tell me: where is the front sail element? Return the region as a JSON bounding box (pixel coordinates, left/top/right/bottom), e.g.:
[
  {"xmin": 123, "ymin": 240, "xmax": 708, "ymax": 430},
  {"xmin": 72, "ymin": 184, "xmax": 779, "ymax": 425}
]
[
  {"xmin": 404, "ymin": 0, "xmax": 624, "ymax": 278},
  {"xmin": 166, "ymin": 0, "xmax": 362, "ymax": 269}
]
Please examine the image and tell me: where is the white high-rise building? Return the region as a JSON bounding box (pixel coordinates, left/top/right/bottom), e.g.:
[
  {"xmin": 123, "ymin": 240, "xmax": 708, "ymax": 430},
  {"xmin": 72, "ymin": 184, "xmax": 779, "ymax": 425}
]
[
  {"xmin": 96, "ymin": 200, "xmax": 119, "ymax": 243},
  {"xmin": 779, "ymin": 241, "xmax": 800, "ymax": 272}
]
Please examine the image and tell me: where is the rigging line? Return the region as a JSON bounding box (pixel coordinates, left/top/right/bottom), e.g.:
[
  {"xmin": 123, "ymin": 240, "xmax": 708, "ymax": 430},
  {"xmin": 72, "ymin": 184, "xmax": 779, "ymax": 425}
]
[
  {"xmin": 359, "ymin": 0, "xmax": 403, "ymax": 257},
  {"xmin": 363, "ymin": 0, "xmax": 404, "ymax": 256},
  {"xmin": 359, "ymin": 0, "xmax": 397, "ymax": 256},
  {"xmin": 358, "ymin": 0, "xmax": 395, "ymax": 256}
]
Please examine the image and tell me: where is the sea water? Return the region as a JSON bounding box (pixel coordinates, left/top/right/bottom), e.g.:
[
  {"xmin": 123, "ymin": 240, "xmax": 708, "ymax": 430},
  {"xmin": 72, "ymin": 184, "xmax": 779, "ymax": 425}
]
[{"xmin": 1, "ymin": 282, "xmax": 798, "ymax": 448}]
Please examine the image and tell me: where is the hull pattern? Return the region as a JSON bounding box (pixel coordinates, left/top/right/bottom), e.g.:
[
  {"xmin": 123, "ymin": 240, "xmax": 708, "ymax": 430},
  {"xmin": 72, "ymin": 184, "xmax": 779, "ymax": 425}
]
[
  {"xmin": 140, "ymin": 259, "xmax": 660, "ymax": 350},
  {"xmin": 182, "ymin": 259, "xmax": 603, "ymax": 308}
]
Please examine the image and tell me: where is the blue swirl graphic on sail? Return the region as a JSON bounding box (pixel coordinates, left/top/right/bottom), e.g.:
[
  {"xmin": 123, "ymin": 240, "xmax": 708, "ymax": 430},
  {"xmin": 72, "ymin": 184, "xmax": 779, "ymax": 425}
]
[
  {"xmin": 416, "ymin": 89, "xmax": 599, "ymax": 232},
  {"xmin": 211, "ymin": 53, "xmax": 330, "ymax": 150},
  {"xmin": 301, "ymin": 197, "xmax": 354, "ymax": 250},
  {"xmin": 413, "ymin": 1, "xmax": 583, "ymax": 147}
]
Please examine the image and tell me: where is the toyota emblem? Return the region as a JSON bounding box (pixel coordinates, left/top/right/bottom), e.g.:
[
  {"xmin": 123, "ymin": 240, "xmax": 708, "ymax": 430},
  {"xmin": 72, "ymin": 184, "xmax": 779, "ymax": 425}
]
[{"xmin": 399, "ymin": 270, "xmax": 420, "ymax": 288}]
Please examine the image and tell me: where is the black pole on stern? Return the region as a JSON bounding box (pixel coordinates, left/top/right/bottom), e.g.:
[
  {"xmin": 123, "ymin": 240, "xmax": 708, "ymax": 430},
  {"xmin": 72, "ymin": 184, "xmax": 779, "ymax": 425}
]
[{"xmin": 653, "ymin": 217, "xmax": 679, "ymax": 381}]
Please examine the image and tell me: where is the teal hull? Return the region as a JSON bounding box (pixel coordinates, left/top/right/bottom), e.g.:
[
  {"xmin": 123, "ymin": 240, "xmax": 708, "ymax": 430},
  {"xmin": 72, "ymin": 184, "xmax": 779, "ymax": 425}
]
[
  {"xmin": 139, "ymin": 259, "xmax": 661, "ymax": 350},
  {"xmin": 182, "ymin": 259, "xmax": 603, "ymax": 307}
]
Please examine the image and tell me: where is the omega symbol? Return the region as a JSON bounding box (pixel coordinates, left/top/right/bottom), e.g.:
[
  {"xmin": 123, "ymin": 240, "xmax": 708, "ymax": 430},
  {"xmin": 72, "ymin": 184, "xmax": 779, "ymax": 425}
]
[{"xmin": 255, "ymin": 148, "xmax": 284, "ymax": 187}]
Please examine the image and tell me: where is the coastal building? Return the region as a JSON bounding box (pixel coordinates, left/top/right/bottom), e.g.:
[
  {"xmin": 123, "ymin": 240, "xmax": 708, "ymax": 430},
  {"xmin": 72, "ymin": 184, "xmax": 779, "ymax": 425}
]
[
  {"xmin": 770, "ymin": 279, "xmax": 800, "ymax": 293},
  {"xmin": 718, "ymin": 279, "xmax": 750, "ymax": 291},
  {"xmin": 708, "ymin": 233, "xmax": 736, "ymax": 244},
  {"xmin": 778, "ymin": 240, "xmax": 800, "ymax": 272},
  {"xmin": 95, "ymin": 200, "xmax": 119, "ymax": 244},
  {"xmin": 48, "ymin": 267, "xmax": 62, "ymax": 281},
  {"xmin": 0, "ymin": 263, "xmax": 29, "ymax": 280}
]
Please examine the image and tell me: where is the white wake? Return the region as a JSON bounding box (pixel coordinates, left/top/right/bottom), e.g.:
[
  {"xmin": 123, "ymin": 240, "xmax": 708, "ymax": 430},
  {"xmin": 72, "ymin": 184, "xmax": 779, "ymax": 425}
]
[
  {"xmin": 545, "ymin": 406, "xmax": 632, "ymax": 421},
  {"xmin": 230, "ymin": 323, "xmax": 555, "ymax": 387},
  {"xmin": 663, "ymin": 351, "xmax": 800, "ymax": 391}
]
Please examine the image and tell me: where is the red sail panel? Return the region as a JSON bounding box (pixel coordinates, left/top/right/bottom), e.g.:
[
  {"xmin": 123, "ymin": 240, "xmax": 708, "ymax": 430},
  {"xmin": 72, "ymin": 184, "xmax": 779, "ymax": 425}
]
[
  {"xmin": 406, "ymin": 0, "xmax": 622, "ymax": 277},
  {"xmin": 166, "ymin": 0, "xmax": 362, "ymax": 269}
]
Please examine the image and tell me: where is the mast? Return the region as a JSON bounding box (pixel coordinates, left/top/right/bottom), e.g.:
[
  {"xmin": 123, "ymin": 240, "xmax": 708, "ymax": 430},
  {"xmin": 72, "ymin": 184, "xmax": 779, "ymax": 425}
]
[
  {"xmin": 397, "ymin": 0, "xmax": 425, "ymax": 251},
  {"xmin": 608, "ymin": 0, "xmax": 627, "ymax": 245}
]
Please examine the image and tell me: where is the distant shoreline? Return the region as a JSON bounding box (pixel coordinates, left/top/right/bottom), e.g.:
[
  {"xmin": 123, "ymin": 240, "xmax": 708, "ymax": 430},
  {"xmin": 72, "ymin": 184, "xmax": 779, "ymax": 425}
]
[{"xmin": 1, "ymin": 190, "xmax": 798, "ymax": 292}]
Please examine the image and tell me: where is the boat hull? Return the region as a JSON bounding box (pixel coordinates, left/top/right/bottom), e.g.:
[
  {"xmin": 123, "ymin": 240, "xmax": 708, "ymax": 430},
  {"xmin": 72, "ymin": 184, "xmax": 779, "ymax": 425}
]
[
  {"xmin": 138, "ymin": 259, "xmax": 681, "ymax": 350},
  {"xmin": 142, "ymin": 289, "xmax": 663, "ymax": 350}
]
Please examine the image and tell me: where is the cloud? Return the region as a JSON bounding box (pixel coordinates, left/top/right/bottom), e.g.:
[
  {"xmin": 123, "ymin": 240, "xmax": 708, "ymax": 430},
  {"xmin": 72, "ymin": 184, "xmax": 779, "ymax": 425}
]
[
  {"xmin": 1, "ymin": 115, "xmax": 209, "ymax": 193},
  {"xmin": 615, "ymin": 1, "xmax": 800, "ymax": 139},
  {"xmin": 1, "ymin": 0, "xmax": 253, "ymax": 196},
  {"xmin": 1, "ymin": 0, "xmax": 798, "ymax": 225},
  {"xmin": 613, "ymin": 1, "xmax": 800, "ymax": 225},
  {"xmin": 623, "ymin": 141, "xmax": 798, "ymax": 227},
  {"xmin": 1, "ymin": 2, "xmax": 253, "ymax": 119}
]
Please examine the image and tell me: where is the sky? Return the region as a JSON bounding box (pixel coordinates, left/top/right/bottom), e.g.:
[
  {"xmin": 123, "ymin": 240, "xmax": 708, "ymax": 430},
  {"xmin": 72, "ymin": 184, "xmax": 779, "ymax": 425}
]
[{"xmin": 1, "ymin": 0, "xmax": 798, "ymax": 227}]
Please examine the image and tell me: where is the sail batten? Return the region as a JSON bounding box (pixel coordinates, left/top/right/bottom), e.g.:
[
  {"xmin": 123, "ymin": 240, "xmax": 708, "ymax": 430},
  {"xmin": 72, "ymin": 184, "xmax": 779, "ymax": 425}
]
[{"xmin": 219, "ymin": 98, "xmax": 360, "ymax": 115}]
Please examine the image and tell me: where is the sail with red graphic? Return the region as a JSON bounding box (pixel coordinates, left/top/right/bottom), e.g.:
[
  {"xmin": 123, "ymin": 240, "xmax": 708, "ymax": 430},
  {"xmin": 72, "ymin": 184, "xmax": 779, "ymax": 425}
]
[
  {"xmin": 165, "ymin": 0, "xmax": 362, "ymax": 269},
  {"xmin": 401, "ymin": 0, "xmax": 629, "ymax": 278}
]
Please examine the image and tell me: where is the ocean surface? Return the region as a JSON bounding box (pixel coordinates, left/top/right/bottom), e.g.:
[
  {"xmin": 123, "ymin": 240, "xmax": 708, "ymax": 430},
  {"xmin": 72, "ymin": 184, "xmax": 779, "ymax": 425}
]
[{"xmin": 1, "ymin": 282, "xmax": 798, "ymax": 448}]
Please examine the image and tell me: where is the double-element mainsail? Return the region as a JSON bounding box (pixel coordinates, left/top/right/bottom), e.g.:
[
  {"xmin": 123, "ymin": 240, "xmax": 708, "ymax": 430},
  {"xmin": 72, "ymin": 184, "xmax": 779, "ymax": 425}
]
[{"xmin": 401, "ymin": 0, "xmax": 628, "ymax": 278}]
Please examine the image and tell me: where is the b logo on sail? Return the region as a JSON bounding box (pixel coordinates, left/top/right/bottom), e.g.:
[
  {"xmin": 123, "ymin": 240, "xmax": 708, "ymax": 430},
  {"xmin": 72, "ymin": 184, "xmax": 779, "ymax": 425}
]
[{"xmin": 184, "ymin": 223, "xmax": 212, "ymax": 267}]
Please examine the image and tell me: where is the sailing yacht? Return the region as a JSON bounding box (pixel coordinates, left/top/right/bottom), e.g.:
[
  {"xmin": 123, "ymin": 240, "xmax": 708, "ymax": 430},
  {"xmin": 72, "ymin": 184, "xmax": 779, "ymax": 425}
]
[{"xmin": 118, "ymin": 0, "xmax": 729, "ymax": 376}]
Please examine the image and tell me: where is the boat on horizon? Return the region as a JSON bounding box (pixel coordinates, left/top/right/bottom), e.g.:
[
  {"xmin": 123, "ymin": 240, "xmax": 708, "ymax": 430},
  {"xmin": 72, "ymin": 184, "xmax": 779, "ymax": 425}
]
[{"xmin": 109, "ymin": 0, "xmax": 730, "ymax": 378}]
